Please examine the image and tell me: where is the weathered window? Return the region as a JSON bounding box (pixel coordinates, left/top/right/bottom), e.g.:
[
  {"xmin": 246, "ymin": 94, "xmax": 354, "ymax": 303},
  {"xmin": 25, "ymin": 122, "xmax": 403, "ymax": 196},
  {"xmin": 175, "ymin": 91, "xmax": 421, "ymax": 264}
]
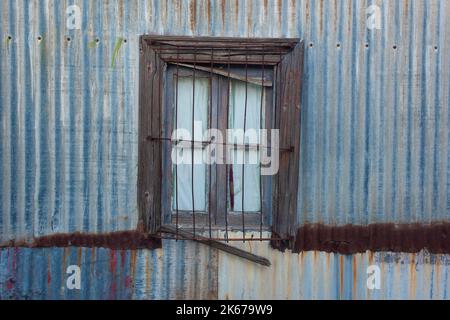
[{"xmin": 139, "ymin": 36, "xmax": 304, "ymax": 245}]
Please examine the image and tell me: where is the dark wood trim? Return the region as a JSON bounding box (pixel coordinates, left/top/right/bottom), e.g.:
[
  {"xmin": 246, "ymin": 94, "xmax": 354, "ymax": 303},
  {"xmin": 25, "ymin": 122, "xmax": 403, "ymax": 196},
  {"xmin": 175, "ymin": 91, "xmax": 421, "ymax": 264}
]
[
  {"xmin": 139, "ymin": 36, "xmax": 303, "ymax": 239},
  {"xmin": 138, "ymin": 36, "xmax": 165, "ymax": 233},
  {"xmin": 142, "ymin": 36, "xmax": 300, "ymax": 65},
  {"xmin": 272, "ymin": 40, "xmax": 304, "ymax": 241}
]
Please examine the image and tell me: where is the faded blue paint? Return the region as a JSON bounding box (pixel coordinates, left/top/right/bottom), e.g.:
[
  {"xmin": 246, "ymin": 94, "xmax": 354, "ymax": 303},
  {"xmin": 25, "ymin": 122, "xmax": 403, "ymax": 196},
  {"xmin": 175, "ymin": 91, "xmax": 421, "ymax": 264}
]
[{"xmin": 0, "ymin": 0, "xmax": 449, "ymax": 299}]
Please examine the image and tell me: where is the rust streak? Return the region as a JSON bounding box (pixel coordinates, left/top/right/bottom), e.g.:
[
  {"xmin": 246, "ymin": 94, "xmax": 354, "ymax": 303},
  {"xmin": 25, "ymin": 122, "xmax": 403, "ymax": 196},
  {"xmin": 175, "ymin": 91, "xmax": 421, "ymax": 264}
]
[
  {"xmin": 0, "ymin": 231, "xmax": 162, "ymax": 250},
  {"xmin": 277, "ymin": 0, "xmax": 282, "ymax": 30},
  {"xmin": 206, "ymin": 0, "xmax": 211, "ymax": 32},
  {"xmin": 271, "ymin": 223, "xmax": 450, "ymax": 254},
  {"xmin": 339, "ymin": 255, "xmax": 344, "ymax": 299},
  {"xmin": 352, "ymin": 255, "xmax": 357, "ymax": 297},
  {"xmin": 221, "ymin": 0, "xmax": 226, "ymax": 29},
  {"xmin": 190, "ymin": 0, "xmax": 197, "ymax": 33}
]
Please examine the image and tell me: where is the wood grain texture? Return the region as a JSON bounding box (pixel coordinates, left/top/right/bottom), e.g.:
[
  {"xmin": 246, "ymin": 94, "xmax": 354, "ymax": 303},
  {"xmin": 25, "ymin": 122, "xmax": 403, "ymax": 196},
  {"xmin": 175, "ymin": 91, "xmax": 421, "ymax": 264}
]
[
  {"xmin": 138, "ymin": 36, "xmax": 164, "ymax": 234},
  {"xmin": 272, "ymin": 41, "xmax": 304, "ymax": 244}
]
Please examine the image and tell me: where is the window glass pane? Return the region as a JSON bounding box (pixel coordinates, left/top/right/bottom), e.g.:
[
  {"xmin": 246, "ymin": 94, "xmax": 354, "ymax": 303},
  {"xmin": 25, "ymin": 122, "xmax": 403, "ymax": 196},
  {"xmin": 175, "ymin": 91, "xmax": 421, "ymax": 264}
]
[
  {"xmin": 228, "ymin": 80, "xmax": 263, "ymax": 212},
  {"xmin": 172, "ymin": 76, "xmax": 209, "ymax": 212}
]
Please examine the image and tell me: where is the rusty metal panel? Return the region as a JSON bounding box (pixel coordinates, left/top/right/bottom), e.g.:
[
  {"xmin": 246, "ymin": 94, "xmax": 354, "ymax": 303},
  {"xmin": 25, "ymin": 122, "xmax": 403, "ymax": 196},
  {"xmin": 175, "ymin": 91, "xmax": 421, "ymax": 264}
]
[
  {"xmin": 0, "ymin": 239, "xmax": 217, "ymax": 299},
  {"xmin": 219, "ymin": 232, "xmax": 450, "ymax": 299}
]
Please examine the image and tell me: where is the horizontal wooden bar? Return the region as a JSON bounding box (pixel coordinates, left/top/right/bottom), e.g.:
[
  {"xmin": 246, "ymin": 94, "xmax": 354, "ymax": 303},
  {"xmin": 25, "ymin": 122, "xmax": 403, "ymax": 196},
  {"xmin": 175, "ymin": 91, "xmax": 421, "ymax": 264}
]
[{"xmin": 173, "ymin": 63, "xmax": 272, "ymax": 86}]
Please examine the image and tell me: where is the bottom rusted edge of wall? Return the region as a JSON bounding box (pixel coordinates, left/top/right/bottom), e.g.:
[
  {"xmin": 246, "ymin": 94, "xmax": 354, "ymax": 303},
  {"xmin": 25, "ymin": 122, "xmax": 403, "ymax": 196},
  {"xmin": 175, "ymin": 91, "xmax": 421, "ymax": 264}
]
[
  {"xmin": 0, "ymin": 230, "xmax": 162, "ymax": 250},
  {"xmin": 271, "ymin": 222, "xmax": 450, "ymax": 254}
]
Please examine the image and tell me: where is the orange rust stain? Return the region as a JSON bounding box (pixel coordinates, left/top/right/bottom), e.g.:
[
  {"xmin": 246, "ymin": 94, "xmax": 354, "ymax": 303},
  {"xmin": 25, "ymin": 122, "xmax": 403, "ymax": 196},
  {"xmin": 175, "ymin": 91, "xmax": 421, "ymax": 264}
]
[
  {"xmin": 289, "ymin": 0, "xmax": 296, "ymax": 31},
  {"xmin": 221, "ymin": 0, "xmax": 226, "ymax": 29},
  {"xmin": 235, "ymin": 0, "xmax": 239, "ymax": 28},
  {"xmin": 326, "ymin": 252, "xmax": 330, "ymax": 271},
  {"xmin": 404, "ymin": 0, "xmax": 410, "ymax": 18},
  {"xmin": 339, "ymin": 255, "xmax": 344, "ymax": 299},
  {"xmin": 77, "ymin": 247, "xmax": 82, "ymax": 266},
  {"xmin": 206, "ymin": 0, "xmax": 211, "ymax": 32},
  {"xmin": 130, "ymin": 250, "xmax": 137, "ymax": 280},
  {"xmin": 368, "ymin": 250, "xmax": 374, "ymax": 265},
  {"xmin": 118, "ymin": 0, "xmax": 124, "ymax": 21},
  {"xmin": 174, "ymin": 0, "xmax": 180, "ymax": 29},
  {"xmin": 347, "ymin": 1, "xmax": 352, "ymax": 33},
  {"xmin": 305, "ymin": 0, "xmax": 310, "ymax": 26},
  {"xmin": 352, "ymin": 255, "xmax": 357, "ymax": 297},
  {"xmin": 190, "ymin": 0, "xmax": 197, "ymax": 33},
  {"xmin": 409, "ymin": 253, "xmax": 417, "ymax": 298},
  {"xmin": 334, "ymin": 0, "xmax": 338, "ymax": 25},
  {"xmin": 277, "ymin": 0, "xmax": 282, "ymax": 30}
]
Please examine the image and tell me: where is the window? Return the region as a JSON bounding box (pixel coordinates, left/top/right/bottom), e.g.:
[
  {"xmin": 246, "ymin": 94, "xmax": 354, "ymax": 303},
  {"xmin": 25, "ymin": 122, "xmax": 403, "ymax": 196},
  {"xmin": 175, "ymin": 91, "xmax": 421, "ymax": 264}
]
[{"xmin": 139, "ymin": 37, "xmax": 304, "ymax": 244}]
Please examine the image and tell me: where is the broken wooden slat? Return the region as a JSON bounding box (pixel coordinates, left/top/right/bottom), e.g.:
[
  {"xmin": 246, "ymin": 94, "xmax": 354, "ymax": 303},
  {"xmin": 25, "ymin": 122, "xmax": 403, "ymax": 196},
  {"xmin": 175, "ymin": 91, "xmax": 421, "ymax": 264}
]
[
  {"xmin": 172, "ymin": 63, "xmax": 272, "ymax": 87},
  {"xmin": 160, "ymin": 225, "xmax": 271, "ymax": 267}
]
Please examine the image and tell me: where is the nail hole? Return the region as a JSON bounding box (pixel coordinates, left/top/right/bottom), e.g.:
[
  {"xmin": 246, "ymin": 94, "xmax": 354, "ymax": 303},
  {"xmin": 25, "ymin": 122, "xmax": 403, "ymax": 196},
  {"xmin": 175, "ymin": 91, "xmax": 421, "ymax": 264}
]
[
  {"xmin": 7, "ymin": 36, "xmax": 12, "ymax": 40},
  {"xmin": 37, "ymin": 36, "xmax": 42, "ymax": 41},
  {"xmin": 365, "ymin": 43, "xmax": 369, "ymax": 48},
  {"xmin": 434, "ymin": 46, "xmax": 438, "ymax": 50},
  {"xmin": 336, "ymin": 43, "xmax": 340, "ymax": 48},
  {"xmin": 66, "ymin": 37, "xmax": 71, "ymax": 42},
  {"xmin": 96, "ymin": 38, "xmax": 100, "ymax": 43},
  {"xmin": 309, "ymin": 43, "xmax": 313, "ymax": 48},
  {"xmin": 393, "ymin": 45, "xmax": 397, "ymax": 49},
  {"xmin": 123, "ymin": 39, "xmax": 127, "ymax": 43}
]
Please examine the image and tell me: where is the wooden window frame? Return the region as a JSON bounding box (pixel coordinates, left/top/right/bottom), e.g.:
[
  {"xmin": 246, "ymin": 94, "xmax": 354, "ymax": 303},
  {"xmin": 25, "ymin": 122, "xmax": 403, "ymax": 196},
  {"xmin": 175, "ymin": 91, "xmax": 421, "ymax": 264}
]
[{"xmin": 139, "ymin": 36, "xmax": 304, "ymax": 242}]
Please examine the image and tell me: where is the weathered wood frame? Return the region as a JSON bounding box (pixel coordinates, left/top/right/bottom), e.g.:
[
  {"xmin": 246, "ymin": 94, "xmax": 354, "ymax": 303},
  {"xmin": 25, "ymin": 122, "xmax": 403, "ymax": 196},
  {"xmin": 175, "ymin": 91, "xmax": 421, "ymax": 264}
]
[{"xmin": 139, "ymin": 36, "xmax": 304, "ymax": 242}]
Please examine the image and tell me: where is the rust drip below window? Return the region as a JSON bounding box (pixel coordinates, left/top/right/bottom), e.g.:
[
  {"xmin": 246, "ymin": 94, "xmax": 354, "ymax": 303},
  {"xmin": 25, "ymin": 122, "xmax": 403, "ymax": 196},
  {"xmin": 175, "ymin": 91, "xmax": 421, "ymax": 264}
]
[
  {"xmin": 271, "ymin": 223, "xmax": 450, "ymax": 254},
  {"xmin": 0, "ymin": 231, "xmax": 162, "ymax": 250}
]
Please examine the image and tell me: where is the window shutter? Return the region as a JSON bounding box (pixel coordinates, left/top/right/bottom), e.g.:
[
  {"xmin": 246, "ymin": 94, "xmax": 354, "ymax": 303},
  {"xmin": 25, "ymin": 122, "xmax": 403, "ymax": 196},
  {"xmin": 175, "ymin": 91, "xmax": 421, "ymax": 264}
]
[{"xmin": 272, "ymin": 41, "xmax": 304, "ymax": 248}]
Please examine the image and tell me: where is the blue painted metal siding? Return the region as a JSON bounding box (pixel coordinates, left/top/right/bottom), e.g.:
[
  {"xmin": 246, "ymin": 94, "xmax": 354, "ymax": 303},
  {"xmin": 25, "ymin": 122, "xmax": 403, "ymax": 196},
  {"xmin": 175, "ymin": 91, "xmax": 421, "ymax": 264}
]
[
  {"xmin": 1, "ymin": 240, "xmax": 449, "ymax": 299},
  {"xmin": 0, "ymin": 0, "xmax": 449, "ymax": 299},
  {"xmin": 0, "ymin": 240, "xmax": 218, "ymax": 299}
]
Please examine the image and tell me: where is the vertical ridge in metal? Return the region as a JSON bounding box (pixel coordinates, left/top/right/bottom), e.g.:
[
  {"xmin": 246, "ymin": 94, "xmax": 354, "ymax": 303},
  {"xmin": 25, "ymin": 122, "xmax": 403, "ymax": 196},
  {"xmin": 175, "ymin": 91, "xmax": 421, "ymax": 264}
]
[{"xmin": 175, "ymin": 46, "xmax": 180, "ymax": 240}]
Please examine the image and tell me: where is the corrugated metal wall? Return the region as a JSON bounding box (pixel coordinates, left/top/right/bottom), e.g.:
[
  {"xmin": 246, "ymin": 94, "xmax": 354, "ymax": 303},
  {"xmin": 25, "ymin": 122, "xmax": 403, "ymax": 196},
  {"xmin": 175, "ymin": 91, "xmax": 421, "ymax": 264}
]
[
  {"xmin": 1, "ymin": 0, "xmax": 449, "ymax": 299},
  {"xmin": 1, "ymin": 238, "xmax": 449, "ymax": 299}
]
